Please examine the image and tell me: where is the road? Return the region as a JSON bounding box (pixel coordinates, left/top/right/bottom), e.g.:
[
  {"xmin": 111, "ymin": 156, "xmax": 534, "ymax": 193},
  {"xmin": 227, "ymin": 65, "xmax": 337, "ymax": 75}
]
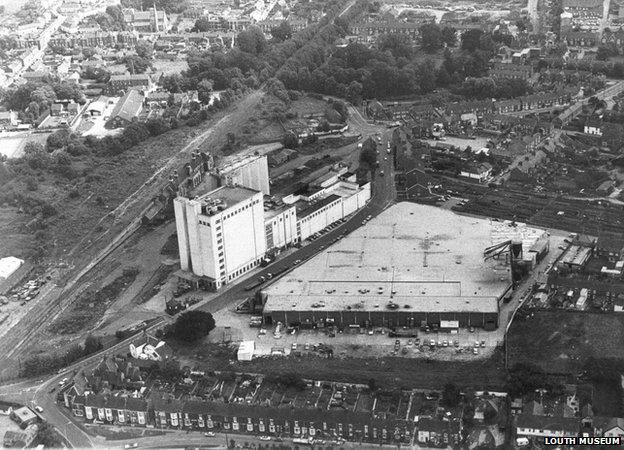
[
  {"xmin": 194, "ymin": 128, "xmax": 396, "ymax": 315},
  {"xmin": 558, "ymin": 80, "xmax": 624, "ymax": 124},
  {"xmin": 0, "ymin": 92, "xmax": 265, "ymax": 382},
  {"xmin": 0, "ymin": 125, "xmax": 395, "ymax": 449}
]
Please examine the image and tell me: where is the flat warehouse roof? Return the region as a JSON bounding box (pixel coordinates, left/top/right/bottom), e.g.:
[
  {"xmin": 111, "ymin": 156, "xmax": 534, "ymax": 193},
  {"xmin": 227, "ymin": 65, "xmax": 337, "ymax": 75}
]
[
  {"xmin": 264, "ymin": 294, "xmax": 499, "ymax": 314},
  {"xmin": 263, "ymin": 203, "xmax": 545, "ymax": 314},
  {"xmin": 197, "ymin": 185, "xmax": 259, "ymax": 205}
]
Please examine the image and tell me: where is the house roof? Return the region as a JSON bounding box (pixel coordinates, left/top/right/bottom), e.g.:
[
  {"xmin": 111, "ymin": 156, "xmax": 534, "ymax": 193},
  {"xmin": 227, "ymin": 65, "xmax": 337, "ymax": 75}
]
[
  {"xmin": 110, "ymin": 74, "xmax": 151, "ymax": 83},
  {"xmin": 417, "ymin": 417, "xmax": 461, "ymax": 434},
  {"xmin": 516, "ymin": 414, "xmax": 579, "ymax": 434},
  {"xmin": 84, "ymin": 393, "xmax": 148, "ymax": 411},
  {"xmin": 109, "ymin": 89, "xmax": 143, "ymax": 124},
  {"xmin": 595, "ymin": 416, "xmax": 624, "ymax": 433}
]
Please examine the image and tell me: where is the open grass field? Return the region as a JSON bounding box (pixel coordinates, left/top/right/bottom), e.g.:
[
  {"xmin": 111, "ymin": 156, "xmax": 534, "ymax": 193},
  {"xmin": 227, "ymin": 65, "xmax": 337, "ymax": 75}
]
[{"xmin": 507, "ymin": 310, "xmax": 624, "ymax": 375}]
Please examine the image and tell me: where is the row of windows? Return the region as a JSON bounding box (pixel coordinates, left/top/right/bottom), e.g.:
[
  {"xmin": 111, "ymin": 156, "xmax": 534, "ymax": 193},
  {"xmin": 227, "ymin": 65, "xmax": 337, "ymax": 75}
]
[
  {"xmin": 224, "ymin": 260, "xmax": 260, "ymax": 282},
  {"xmin": 222, "ymin": 199, "xmax": 261, "ymax": 220}
]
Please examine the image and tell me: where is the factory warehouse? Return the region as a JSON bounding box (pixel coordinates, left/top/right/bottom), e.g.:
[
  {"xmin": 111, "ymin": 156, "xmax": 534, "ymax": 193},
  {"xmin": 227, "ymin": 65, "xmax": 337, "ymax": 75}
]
[{"xmin": 261, "ymin": 202, "xmax": 548, "ymax": 331}]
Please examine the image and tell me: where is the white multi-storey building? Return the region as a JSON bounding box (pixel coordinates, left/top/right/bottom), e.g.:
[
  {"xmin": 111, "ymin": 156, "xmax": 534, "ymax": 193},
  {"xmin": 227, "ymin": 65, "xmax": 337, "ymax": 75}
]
[
  {"xmin": 217, "ymin": 154, "xmax": 270, "ymax": 195},
  {"xmin": 264, "ymin": 205, "xmax": 297, "ymax": 251},
  {"xmin": 174, "ymin": 156, "xmax": 371, "ymax": 290},
  {"xmin": 175, "ymin": 185, "xmax": 266, "ymax": 289}
]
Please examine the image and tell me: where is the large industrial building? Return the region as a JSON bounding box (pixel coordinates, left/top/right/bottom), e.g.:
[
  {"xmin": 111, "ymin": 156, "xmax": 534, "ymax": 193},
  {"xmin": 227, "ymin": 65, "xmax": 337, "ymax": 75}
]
[
  {"xmin": 174, "ymin": 154, "xmax": 371, "ymax": 289},
  {"xmin": 175, "ymin": 185, "xmax": 267, "ymax": 289},
  {"xmin": 261, "ymin": 203, "xmax": 548, "ymax": 330}
]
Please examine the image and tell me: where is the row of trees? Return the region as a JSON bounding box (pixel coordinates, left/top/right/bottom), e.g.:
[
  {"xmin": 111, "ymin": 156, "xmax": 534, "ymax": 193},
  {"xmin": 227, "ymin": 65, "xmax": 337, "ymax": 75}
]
[
  {"xmin": 273, "ymin": 28, "xmax": 498, "ymax": 102},
  {"xmin": 22, "ymin": 335, "xmax": 103, "ymax": 377},
  {"xmin": 3, "ymin": 80, "xmax": 85, "ymax": 123}
]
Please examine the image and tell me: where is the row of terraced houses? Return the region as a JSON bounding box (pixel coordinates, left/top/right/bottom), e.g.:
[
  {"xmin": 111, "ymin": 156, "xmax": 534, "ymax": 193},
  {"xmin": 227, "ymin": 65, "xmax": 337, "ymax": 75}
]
[{"xmin": 65, "ymin": 392, "xmax": 461, "ymax": 446}]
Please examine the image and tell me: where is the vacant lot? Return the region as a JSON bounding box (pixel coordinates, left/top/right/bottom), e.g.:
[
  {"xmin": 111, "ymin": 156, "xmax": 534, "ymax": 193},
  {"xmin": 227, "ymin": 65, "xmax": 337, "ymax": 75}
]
[
  {"xmin": 245, "ymin": 96, "xmax": 329, "ymax": 145},
  {"xmin": 507, "ymin": 310, "xmax": 624, "ymax": 375},
  {"xmin": 172, "ymin": 341, "xmax": 507, "ymax": 391}
]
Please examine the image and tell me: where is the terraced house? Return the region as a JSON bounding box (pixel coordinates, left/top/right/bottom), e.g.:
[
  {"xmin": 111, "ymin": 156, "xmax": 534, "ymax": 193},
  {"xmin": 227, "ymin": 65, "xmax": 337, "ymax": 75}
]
[{"xmin": 63, "ymin": 364, "xmax": 460, "ymax": 445}]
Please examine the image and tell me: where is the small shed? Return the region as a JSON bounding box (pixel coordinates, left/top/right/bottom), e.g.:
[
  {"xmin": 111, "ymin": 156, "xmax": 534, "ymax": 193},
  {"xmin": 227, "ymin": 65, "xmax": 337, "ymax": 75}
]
[
  {"xmin": 0, "ymin": 256, "xmax": 24, "ymax": 279},
  {"xmin": 237, "ymin": 340, "xmax": 255, "ymax": 361}
]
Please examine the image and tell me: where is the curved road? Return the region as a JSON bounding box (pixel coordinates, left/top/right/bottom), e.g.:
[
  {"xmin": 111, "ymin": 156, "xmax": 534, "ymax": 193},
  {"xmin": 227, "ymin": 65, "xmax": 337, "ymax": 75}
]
[{"xmin": 0, "ymin": 125, "xmax": 396, "ymax": 450}]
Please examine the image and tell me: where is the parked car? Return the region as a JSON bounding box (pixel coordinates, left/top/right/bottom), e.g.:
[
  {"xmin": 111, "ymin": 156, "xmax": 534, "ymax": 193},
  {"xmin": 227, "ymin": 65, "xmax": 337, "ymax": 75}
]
[{"xmin": 204, "ymin": 432, "xmax": 216, "ymax": 437}]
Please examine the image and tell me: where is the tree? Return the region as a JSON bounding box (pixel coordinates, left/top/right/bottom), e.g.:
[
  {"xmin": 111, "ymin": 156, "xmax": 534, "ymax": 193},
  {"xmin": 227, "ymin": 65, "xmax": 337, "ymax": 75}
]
[
  {"xmin": 271, "ymin": 21, "xmax": 293, "ymax": 42},
  {"xmin": 172, "ymin": 310, "xmax": 216, "ymax": 342},
  {"xmin": 597, "ymin": 45, "xmax": 616, "ymax": 61},
  {"xmin": 359, "ymin": 138, "xmax": 377, "ymax": 171},
  {"xmin": 461, "ymin": 29, "xmax": 484, "ymax": 52},
  {"xmin": 33, "ymin": 422, "xmax": 64, "ymax": 448},
  {"xmin": 53, "ymin": 81, "xmax": 84, "ymax": 103},
  {"xmin": 162, "ymin": 74, "xmax": 183, "ymax": 93},
  {"xmin": 121, "ymin": 122, "xmax": 150, "ymax": 147},
  {"xmin": 82, "ymin": 47, "xmax": 97, "ymax": 58},
  {"xmin": 123, "ymin": 55, "xmax": 151, "ymax": 74},
  {"xmin": 30, "ymin": 85, "xmax": 56, "ymax": 109},
  {"xmin": 282, "ymin": 131, "xmax": 298, "ymax": 148},
  {"xmin": 193, "ymin": 16, "xmax": 213, "ymax": 32},
  {"xmin": 441, "ymin": 27, "xmax": 457, "ymax": 46},
  {"xmin": 146, "ymin": 118, "xmax": 171, "ymax": 136},
  {"xmin": 23, "ymin": 142, "xmax": 51, "ymax": 169},
  {"xmin": 268, "ymin": 372, "xmax": 306, "ymax": 390},
  {"xmin": 420, "ymin": 23, "xmax": 443, "ymax": 53},
  {"xmin": 47, "ymin": 130, "xmax": 71, "ymax": 150},
  {"xmin": 378, "ymin": 33, "xmax": 413, "ymax": 58},
  {"xmin": 346, "ymin": 80, "xmax": 363, "ymax": 104},
  {"xmin": 104, "ymin": 5, "xmax": 126, "ymax": 29},
  {"xmin": 83, "ymin": 335, "xmax": 103, "ymax": 355},
  {"xmin": 197, "ymin": 78, "xmax": 213, "ymax": 104},
  {"xmin": 237, "ymin": 26, "xmax": 268, "ymax": 54},
  {"xmin": 135, "ymin": 39, "xmax": 154, "ymax": 59},
  {"xmin": 442, "ymin": 383, "xmax": 461, "ymax": 407},
  {"xmin": 83, "ymin": 66, "xmax": 110, "ymax": 83}
]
